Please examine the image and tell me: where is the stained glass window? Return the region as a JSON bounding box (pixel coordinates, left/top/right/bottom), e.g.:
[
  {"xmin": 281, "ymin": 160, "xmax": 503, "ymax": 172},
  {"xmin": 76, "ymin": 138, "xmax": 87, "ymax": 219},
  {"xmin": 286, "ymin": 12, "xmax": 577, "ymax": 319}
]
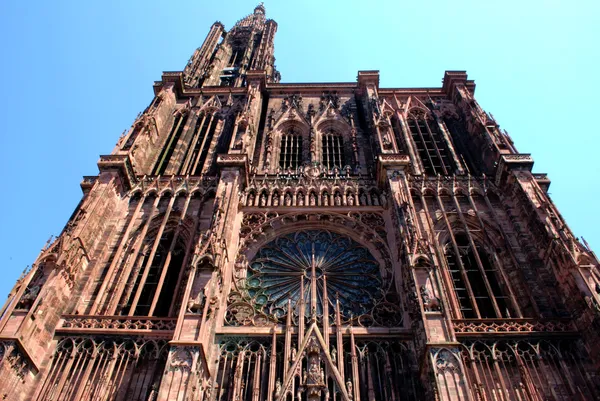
[{"xmin": 246, "ymin": 230, "xmax": 383, "ymax": 319}]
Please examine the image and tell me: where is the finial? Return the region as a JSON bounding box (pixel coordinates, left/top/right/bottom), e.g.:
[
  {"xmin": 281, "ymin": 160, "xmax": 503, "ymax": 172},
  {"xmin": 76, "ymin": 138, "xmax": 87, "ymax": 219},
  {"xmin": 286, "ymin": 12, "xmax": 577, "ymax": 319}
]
[{"xmin": 254, "ymin": 2, "xmax": 265, "ymax": 14}]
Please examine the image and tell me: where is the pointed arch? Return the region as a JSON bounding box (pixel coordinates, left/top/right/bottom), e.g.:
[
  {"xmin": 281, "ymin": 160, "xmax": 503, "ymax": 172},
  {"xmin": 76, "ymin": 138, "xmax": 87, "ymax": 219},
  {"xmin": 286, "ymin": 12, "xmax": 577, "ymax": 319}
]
[{"xmin": 407, "ymin": 107, "xmax": 455, "ymax": 176}]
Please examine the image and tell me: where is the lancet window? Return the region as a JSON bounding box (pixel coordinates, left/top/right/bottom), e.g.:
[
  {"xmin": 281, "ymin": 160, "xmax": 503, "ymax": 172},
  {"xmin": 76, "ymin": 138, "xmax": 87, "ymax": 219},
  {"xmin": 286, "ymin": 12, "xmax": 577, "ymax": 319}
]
[
  {"xmin": 321, "ymin": 129, "xmax": 345, "ymax": 169},
  {"xmin": 279, "ymin": 128, "xmax": 303, "ymax": 169},
  {"xmin": 444, "ymin": 233, "xmax": 512, "ymax": 319},
  {"xmin": 121, "ymin": 228, "xmax": 187, "ymax": 317},
  {"xmin": 183, "ymin": 111, "xmax": 220, "ymax": 175},
  {"xmin": 86, "ymin": 191, "xmax": 205, "ymax": 318},
  {"xmin": 153, "ymin": 111, "xmax": 189, "ymax": 175},
  {"xmin": 407, "ymin": 110, "xmax": 454, "ymax": 175}
]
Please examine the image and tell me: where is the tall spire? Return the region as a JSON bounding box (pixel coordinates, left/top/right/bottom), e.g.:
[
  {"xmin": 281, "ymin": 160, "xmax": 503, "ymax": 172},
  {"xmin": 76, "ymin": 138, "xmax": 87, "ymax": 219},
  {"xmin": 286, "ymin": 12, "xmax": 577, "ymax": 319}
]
[{"xmin": 183, "ymin": 3, "xmax": 279, "ymax": 88}]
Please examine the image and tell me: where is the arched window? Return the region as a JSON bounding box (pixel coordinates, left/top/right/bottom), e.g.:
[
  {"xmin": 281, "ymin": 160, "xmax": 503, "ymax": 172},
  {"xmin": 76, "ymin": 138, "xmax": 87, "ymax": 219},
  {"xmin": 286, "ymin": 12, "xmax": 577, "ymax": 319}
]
[
  {"xmin": 183, "ymin": 111, "xmax": 220, "ymax": 176},
  {"xmin": 407, "ymin": 110, "xmax": 454, "ymax": 175},
  {"xmin": 445, "ymin": 233, "xmax": 511, "ymax": 318},
  {"xmin": 122, "ymin": 227, "xmax": 188, "ymax": 317},
  {"xmin": 321, "ymin": 129, "xmax": 345, "ymax": 169},
  {"xmin": 279, "ymin": 128, "xmax": 303, "ymax": 169},
  {"xmin": 153, "ymin": 111, "xmax": 189, "ymax": 175}
]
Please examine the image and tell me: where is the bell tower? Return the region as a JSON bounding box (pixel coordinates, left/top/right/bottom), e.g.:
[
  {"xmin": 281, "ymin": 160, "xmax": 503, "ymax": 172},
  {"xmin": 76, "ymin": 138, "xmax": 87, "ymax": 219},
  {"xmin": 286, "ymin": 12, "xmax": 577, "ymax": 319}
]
[{"xmin": 183, "ymin": 3, "xmax": 279, "ymax": 88}]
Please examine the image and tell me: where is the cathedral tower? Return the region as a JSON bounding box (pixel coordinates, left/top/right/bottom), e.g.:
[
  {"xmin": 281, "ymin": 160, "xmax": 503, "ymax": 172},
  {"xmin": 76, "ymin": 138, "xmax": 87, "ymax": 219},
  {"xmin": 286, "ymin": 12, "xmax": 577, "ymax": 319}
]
[{"xmin": 0, "ymin": 5, "xmax": 599, "ymax": 401}]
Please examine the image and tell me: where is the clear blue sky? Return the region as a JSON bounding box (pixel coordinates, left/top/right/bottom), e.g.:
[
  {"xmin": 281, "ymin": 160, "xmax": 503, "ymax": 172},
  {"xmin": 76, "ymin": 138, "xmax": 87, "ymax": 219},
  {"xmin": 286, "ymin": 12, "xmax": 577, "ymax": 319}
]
[{"xmin": 0, "ymin": 0, "xmax": 598, "ymax": 301}]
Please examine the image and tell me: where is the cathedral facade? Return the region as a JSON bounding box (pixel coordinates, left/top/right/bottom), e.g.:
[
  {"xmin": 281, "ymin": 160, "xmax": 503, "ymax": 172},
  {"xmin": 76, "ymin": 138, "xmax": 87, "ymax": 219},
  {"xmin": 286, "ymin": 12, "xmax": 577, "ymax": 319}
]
[{"xmin": 1, "ymin": 5, "xmax": 600, "ymax": 401}]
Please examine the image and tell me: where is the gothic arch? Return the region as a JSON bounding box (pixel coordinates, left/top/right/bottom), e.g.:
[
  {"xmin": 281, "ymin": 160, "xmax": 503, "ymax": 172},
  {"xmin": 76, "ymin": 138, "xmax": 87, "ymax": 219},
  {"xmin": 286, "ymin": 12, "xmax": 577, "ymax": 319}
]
[
  {"xmin": 272, "ymin": 120, "xmax": 310, "ymax": 171},
  {"xmin": 239, "ymin": 214, "xmax": 393, "ymax": 277},
  {"xmin": 230, "ymin": 222, "xmax": 403, "ymax": 328},
  {"xmin": 235, "ymin": 212, "xmax": 400, "ymax": 322}
]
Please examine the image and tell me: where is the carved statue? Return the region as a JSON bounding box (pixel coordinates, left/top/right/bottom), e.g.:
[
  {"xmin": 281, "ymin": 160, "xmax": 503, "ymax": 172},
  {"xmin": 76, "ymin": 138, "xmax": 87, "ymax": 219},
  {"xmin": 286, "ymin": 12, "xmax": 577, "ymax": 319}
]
[
  {"xmin": 302, "ymin": 369, "xmax": 307, "ymax": 384},
  {"xmin": 285, "ymin": 193, "xmax": 292, "ymax": 206},
  {"xmin": 187, "ymin": 289, "xmax": 206, "ymax": 313},
  {"xmin": 360, "ymin": 192, "xmax": 367, "ymax": 206},
  {"xmin": 298, "ymin": 195, "xmax": 305, "ymax": 206},
  {"xmin": 18, "ymin": 285, "xmax": 41, "ymax": 310},
  {"xmin": 420, "ymin": 285, "xmax": 440, "ymax": 312},
  {"xmin": 260, "ymin": 193, "xmax": 267, "ymax": 206},
  {"xmin": 291, "ymin": 347, "xmax": 297, "ymax": 361},
  {"xmin": 309, "ymin": 193, "xmax": 316, "ymax": 206},
  {"xmin": 275, "ymin": 379, "xmax": 281, "ymax": 395},
  {"xmin": 380, "ymin": 192, "xmax": 388, "ymax": 208},
  {"xmin": 347, "ymin": 194, "xmax": 354, "ymax": 206},
  {"xmin": 309, "ymin": 363, "xmax": 320, "ymax": 384},
  {"xmin": 272, "ymin": 195, "xmax": 279, "ymax": 207},
  {"xmin": 334, "ymin": 192, "xmax": 342, "ymax": 206},
  {"xmin": 346, "ymin": 380, "xmax": 353, "ymax": 398},
  {"xmin": 248, "ymin": 193, "xmax": 255, "ymax": 206},
  {"xmin": 371, "ymin": 193, "xmax": 380, "ymax": 206},
  {"xmin": 331, "ymin": 347, "xmax": 337, "ymax": 363},
  {"xmin": 323, "ymin": 194, "xmax": 329, "ymax": 206}
]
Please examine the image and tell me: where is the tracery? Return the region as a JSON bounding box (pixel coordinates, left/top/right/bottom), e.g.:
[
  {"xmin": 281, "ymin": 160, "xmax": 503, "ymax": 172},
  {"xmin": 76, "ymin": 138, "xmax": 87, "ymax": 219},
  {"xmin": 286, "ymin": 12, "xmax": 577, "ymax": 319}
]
[
  {"xmin": 279, "ymin": 127, "xmax": 303, "ymax": 169},
  {"xmin": 245, "ymin": 230, "xmax": 383, "ymax": 319}
]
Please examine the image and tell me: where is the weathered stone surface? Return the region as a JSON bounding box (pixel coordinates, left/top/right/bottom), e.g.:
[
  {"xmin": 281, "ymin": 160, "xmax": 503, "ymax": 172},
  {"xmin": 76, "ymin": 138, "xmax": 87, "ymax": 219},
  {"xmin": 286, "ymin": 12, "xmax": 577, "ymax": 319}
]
[{"xmin": 0, "ymin": 5, "xmax": 598, "ymax": 401}]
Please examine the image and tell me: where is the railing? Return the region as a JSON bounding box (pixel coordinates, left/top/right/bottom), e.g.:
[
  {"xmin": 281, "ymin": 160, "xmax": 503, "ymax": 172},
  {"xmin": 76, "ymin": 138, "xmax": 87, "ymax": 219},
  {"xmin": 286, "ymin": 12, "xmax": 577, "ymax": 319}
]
[
  {"xmin": 59, "ymin": 315, "xmax": 177, "ymax": 336},
  {"xmin": 452, "ymin": 318, "xmax": 576, "ymax": 336}
]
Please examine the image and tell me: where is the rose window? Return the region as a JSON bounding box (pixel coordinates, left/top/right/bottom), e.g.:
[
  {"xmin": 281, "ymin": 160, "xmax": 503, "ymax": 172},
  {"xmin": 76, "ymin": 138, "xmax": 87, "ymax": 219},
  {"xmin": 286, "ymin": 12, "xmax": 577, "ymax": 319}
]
[{"xmin": 245, "ymin": 230, "xmax": 385, "ymax": 319}]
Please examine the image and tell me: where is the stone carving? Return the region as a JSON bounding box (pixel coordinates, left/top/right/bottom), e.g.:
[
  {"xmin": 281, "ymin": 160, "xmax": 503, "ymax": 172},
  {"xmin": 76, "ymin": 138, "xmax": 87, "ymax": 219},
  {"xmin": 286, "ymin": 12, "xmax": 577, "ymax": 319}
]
[
  {"xmin": 187, "ymin": 289, "xmax": 206, "ymax": 314},
  {"xmin": 61, "ymin": 315, "xmax": 177, "ymax": 332},
  {"xmin": 420, "ymin": 285, "xmax": 441, "ymax": 312}
]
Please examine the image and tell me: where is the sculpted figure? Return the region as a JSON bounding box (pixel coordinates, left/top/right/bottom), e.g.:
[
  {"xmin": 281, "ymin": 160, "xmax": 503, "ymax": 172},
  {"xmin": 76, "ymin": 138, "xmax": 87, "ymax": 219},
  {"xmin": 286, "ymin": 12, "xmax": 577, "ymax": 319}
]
[
  {"xmin": 360, "ymin": 192, "xmax": 367, "ymax": 205},
  {"xmin": 335, "ymin": 192, "xmax": 342, "ymax": 206},
  {"xmin": 275, "ymin": 379, "xmax": 281, "ymax": 395},
  {"xmin": 420, "ymin": 285, "xmax": 440, "ymax": 311}
]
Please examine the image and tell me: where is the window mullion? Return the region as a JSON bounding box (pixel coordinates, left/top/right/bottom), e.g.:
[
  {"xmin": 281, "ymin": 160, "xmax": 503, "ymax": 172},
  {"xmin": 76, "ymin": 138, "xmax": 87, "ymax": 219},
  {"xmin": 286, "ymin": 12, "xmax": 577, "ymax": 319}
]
[
  {"xmin": 336, "ymin": 136, "xmax": 343, "ymax": 167},
  {"xmin": 329, "ymin": 134, "xmax": 334, "ymax": 168},
  {"xmin": 283, "ymin": 134, "xmax": 288, "ymax": 168},
  {"xmin": 425, "ymin": 119, "xmax": 449, "ymax": 176},
  {"xmin": 413, "ymin": 117, "xmax": 436, "ymax": 175},
  {"xmin": 452, "ymin": 194, "xmax": 502, "ymax": 318},
  {"xmin": 292, "ymin": 135, "xmax": 297, "ymax": 168}
]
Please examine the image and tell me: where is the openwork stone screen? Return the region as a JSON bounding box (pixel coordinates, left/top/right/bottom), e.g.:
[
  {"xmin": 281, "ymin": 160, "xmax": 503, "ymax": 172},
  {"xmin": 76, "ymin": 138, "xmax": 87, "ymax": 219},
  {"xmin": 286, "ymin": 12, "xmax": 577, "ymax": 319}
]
[{"xmin": 246, "ymin": 231, "xmax": 383, "ymax": 319}]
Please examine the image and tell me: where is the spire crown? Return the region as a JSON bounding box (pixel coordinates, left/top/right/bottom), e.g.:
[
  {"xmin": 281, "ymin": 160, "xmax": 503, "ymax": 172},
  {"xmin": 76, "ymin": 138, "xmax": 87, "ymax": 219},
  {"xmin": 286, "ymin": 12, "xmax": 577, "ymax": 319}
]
[{"xmin": 254, "ymin": 3, "xmax": 265, "ymax": 15}]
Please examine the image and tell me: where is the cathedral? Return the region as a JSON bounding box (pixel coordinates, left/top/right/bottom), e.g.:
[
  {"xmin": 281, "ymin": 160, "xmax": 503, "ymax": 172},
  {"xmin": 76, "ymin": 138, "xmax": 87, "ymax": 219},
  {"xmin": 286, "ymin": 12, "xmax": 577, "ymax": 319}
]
[{"xmin": 2, "ymin": 4, "xmax": 600, "ymax": 401}]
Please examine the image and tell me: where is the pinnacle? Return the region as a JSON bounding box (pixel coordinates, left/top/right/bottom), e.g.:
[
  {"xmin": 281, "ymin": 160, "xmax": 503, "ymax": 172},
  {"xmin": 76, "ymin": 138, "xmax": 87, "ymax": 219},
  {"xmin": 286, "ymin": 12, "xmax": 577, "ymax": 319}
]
[{"xmin": 254, "ymin": 2, "xmax": 265, "ymax": 14}]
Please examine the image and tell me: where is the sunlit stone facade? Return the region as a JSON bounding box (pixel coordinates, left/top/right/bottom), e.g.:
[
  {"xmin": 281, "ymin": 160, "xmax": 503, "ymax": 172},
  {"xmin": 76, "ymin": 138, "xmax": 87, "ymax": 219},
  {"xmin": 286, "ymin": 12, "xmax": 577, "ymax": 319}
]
[{"xmin": 1, "ymin": 4, "xmax": 599, "ymax": 401}]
